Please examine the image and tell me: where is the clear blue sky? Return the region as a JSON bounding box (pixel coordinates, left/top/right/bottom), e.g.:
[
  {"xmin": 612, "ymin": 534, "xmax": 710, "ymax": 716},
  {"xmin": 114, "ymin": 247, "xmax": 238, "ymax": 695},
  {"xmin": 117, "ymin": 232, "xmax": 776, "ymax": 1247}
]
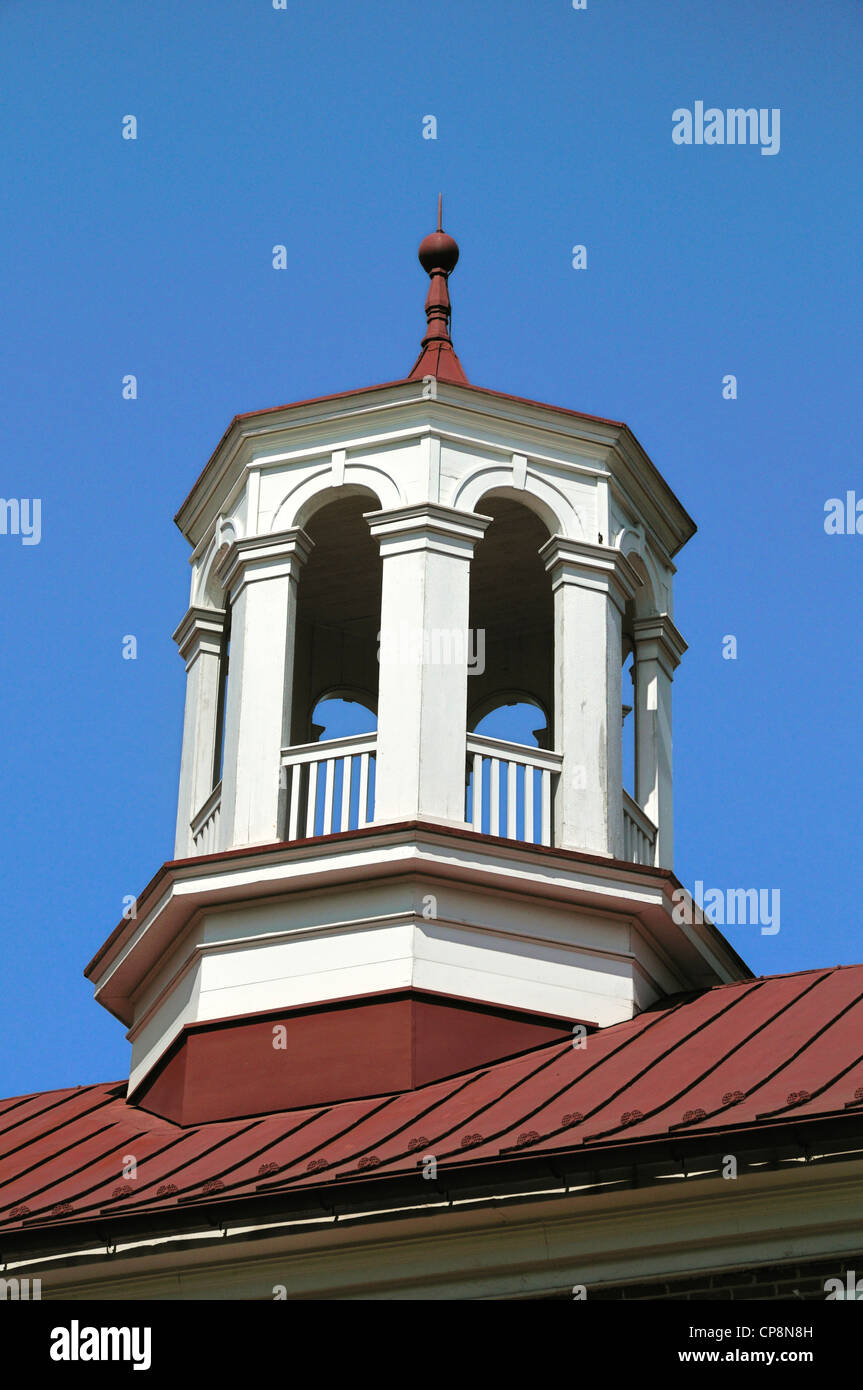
[{"xmin": 1, "ymin": 0, "xmax": 860, "ymax": 1096}]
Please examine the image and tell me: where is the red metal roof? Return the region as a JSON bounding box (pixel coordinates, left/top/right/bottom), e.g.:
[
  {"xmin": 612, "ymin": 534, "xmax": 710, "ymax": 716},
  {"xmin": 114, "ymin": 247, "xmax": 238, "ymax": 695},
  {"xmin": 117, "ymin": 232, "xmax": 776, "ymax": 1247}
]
[{"xmin": 3, "ymin": 965, "xmax": 863, "ymax": 1234}]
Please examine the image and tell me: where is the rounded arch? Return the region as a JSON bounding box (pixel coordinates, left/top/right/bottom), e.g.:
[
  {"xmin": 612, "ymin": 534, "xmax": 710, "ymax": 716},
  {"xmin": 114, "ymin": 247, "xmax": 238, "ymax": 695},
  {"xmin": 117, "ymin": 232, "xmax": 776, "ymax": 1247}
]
[
  {"xmin": 312, "ymin": 685, "xmax": 378, "ymax": 720},
  {"xmin": 288, "ymin": 494, "xmax": 383, "ymax": 747},
  {"xmin": 271, "ymin": 464, "xmax": 403, "ymax": 533},
  {"xmin": 468, "ymin": 496, "xmax": 555, "ymax": 748},
  {"xmin": 194, "ymin": 520, "xmax": 240, "ymax": 609},
  {"xmin": 619, "ymin": 538, "xmax": 663, "ymax": 621},
  {"xmin": 193, "ymin": 536, "xmax": 219, "ymax": 608},
  {"xmin": 452, "ymin": 465, "xmax": 582, "ymax": 538},
  {"xmin": 310, "ymin": 688, "xmax": 378, "ymax": 742},
  {"xmin": 469, "ymin": 689, "xmax": 550, "ymax": 745}
]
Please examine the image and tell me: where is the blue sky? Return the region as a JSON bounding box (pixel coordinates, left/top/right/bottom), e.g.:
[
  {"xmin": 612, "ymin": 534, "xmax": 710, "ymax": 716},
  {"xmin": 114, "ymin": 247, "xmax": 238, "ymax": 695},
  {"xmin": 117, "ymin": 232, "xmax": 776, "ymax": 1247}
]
[{"xmin": 1, "ymin": 0, "xmax": 860, "ymax": 1095}]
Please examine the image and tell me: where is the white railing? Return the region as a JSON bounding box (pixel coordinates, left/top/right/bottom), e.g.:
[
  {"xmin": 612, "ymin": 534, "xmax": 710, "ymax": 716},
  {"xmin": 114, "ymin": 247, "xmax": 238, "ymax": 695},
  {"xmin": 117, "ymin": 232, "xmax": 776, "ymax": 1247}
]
[
  {"xmin": 190, "ymin": 781, "xmax": 222, "ymax": 855},
  {"xmin": 281, "ymin": 733, "xmax": 376, "ymax": 841},
  {"xmin": 623, "ymin": 789, "xmax": 657, "ymax": 866},
  {"xmin": 466, "ymin": 733, "xmax": 563, "ymax": 847}
]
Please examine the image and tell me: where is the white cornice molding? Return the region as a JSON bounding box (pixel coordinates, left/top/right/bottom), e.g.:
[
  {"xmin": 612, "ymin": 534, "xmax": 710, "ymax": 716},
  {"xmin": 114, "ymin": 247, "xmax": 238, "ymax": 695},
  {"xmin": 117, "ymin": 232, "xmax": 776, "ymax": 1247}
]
[
  {"xmin": 366, "ymin": 502, "xmax": 492, "ymax": 558},
  {"xmin": 539, "ymin": 536, "xmax": 643, "ymax": 612},
  {"xmin": 123, "ymin": 904, "xmax": 664, "ymax": 1052},
  {"xmin": 252, "ymin": 424, "xmax": 609, "ymax": 483},
  {"xmin": 214, "ymin": 527, "xmax": 314, "ymax": 600},
  {"xmin": 86, "ymin": 825, "xmax": 749, "ymax": 1027},
  {"xmin": 632, "ymin": 613, "xmax": 688, "ymax": 676},
  {"xmin": 175, "ymin": 385, "xmax": 696, "ymax": 563},
  {"xmin": 171, "ymin": 606, "xmax": 227, "ymax": 669}
]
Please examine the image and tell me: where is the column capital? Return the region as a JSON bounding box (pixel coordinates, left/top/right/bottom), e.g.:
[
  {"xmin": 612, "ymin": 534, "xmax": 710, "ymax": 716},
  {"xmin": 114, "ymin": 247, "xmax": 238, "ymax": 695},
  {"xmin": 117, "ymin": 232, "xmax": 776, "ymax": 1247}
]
[
  {"xmin": 215, "ymin": 527, "xmax": 314, "ymax": 600},
  {"xmin": 172, "ymin": 605, "xmax": 227, "ymax": 670},
  {"xmin": 365, "ymin": 503, "xmax": 492, "ymax": 559},
  {"xmin": 539, "ymin": 536, "xmax": 642, "ymax": 613},
  {"xmin": 632, "ymin": 614, "xmax": 687, "ymax": 677}
]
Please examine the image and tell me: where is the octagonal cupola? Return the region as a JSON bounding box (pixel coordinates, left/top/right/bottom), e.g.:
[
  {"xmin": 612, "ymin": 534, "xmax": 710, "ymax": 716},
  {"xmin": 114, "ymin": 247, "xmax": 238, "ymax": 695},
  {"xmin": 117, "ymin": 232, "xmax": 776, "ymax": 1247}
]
[
  {"xmin": 86, "ymin": 213, "xmax": 745, "ymax": 1124},
  {"xmin": 173, "ymin": 212, "xmax": 689, "ymax": 873}
]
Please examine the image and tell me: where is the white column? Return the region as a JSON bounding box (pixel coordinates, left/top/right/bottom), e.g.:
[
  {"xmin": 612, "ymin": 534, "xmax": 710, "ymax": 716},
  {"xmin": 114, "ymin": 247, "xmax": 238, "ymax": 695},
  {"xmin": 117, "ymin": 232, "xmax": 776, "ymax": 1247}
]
[
  {"xmin": 540, "ymin": 539, "xmax": 640, "ymax": 858},
  {"xmin": 173, "ymin": 606, "xmax": 227, "ymax": 858},
  {"xmin": 367, "ymin": 505, "xmax": 491, "ymax": 827},
  {"xmin": 632, "ymin": 614, "xmax": 686, "ymax": 869},
  {"xmin": 215, "ymin": 529, "xmax": 313, "ymax": 849}
]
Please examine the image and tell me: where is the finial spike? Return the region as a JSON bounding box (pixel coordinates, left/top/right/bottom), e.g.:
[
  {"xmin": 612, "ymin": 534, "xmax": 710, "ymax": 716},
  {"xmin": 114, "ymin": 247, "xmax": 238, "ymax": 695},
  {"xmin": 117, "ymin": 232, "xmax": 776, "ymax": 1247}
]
[{"xmin": 407, "ymin": 202, "xmax": 468, "ymax": 385}]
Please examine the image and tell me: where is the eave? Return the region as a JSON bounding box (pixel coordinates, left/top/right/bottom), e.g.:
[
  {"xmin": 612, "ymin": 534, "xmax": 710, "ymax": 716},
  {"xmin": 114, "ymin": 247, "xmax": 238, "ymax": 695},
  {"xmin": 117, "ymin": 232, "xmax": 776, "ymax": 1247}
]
[
  {"xmin": 173, "ymin": 378, "xmax": 696, "ymax": 562},
  {"xmin": 84, "ymin": 821, "xmax": 751, "ymax": 1027},
  {"xmin": 4, "ymin": 1113, "xmax": 863, "ymax": 1278}
]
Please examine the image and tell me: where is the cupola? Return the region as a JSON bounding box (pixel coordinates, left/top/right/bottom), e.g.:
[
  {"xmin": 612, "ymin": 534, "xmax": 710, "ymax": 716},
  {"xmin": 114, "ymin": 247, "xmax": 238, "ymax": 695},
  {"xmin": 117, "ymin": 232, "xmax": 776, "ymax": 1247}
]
[{"xmin": 86, "ymin": 209, "xmax": 747, "ymax": 1124}]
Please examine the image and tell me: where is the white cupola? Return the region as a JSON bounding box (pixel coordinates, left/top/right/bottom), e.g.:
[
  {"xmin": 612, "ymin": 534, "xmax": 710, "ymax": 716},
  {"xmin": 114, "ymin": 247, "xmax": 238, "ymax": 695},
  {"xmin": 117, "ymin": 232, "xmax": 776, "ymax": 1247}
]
[{"xmin": 86, "ymin": 211, "xmax": 747, "ymax": 1124}]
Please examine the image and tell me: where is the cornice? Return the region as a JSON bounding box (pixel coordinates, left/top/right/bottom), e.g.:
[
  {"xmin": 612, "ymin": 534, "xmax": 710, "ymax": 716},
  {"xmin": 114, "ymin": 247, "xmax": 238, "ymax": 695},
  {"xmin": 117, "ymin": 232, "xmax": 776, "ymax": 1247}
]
[
  {"xmin": 213, "ymin": 527, "xmax": 314, "ymax": 598},
  {"xmin": 174, "ymin": 382, "xmax": 696, "ymax": 566},
  {"xmin": 632, "ymin": 613, "xmax": 689, "ymax": 675},
  {"xmin": 366, "ymin": 502, "xmax": 492, "ymax": 557},
  {"xmin": 539, "ymin": 536, "xmax": 643, "ymax": 611},
  {"xmin": 85, "ymin": 821, "xmax": 750, "ymax": 1029},
  {"xmin": 171, "ymin": 605, "xmax": 227, "ymax": 667}
]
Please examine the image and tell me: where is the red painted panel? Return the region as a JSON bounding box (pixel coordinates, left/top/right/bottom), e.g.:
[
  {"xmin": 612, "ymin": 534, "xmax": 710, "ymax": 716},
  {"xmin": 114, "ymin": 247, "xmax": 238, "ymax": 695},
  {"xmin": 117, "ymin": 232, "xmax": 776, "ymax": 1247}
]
[{"xmin": 134, "ymin": 990, "xmax": 575, "ymax": 1125}]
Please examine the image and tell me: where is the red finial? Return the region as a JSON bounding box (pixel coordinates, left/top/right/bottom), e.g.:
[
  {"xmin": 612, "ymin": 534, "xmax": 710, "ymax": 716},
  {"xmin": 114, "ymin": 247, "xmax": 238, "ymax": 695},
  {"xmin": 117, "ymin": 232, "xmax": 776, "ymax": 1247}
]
[{"xmin": 407, "ymin": 197, "xmax": 468, "ymax": 385}]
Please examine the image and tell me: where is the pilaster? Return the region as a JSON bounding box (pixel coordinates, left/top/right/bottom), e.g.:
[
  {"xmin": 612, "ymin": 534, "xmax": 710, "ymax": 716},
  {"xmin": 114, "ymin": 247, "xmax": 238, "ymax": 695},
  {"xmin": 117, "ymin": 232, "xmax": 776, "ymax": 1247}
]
[
  {"xmin": 367, "ymin": 504, "xmax": 491, "ymax": 826},
  {"xmin": 173, "ymin": 606, "xmax": 227, "ymax": 857},
  {"xmin": 540, "ymin": 538, "xmax": 641, "ymax": 857},
  {"xmin": 632, "ymin": 614, "xmax": 687, "ymax": 868},
  {"xmin": 215, "ymin": 529, "xmax": 314, "ymax": 848}
]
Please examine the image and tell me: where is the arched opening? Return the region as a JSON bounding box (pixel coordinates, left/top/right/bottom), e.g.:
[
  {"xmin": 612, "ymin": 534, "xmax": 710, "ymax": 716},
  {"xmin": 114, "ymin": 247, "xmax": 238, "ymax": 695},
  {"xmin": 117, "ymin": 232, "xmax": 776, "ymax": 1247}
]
[
  {"xmin": 310, "ymin": 692, "xmax": 377, "ymax": 742},
  {"xmin": 471, "ymin": 694, "xmax": 548, "ymax": 746},
  {"xmin": 283, "ymin": 495, "xmax": 382, "ymax": 838},
  {"xmin": 290, "ymin": 494, "xmax": 382, "ymax": 743},
  {"xmin": 292, "ymin": 483, "xmax": 386, "ymax": 534},
  {"xmin": 466, "ymin": 500, "xmax": 555, "ymax": 843},
  {"xmin": 467, "ymin": 498, "xmax": 553, "ymax": 736}
]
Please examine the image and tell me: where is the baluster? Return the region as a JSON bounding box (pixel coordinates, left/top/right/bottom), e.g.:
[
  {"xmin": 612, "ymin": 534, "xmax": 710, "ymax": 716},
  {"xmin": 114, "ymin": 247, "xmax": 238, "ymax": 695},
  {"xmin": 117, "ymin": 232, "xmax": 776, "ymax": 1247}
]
[
  {"xmin": 540, "ymin": 768, "xmax": 551, "ymax": 846},
  {"xmin": 490, "ymin": 758, "xmax": 500, "ymax": 836},
  {"xmin": 305, "ymin": 761, "xmax": 318, "ymax": 837},
  {"xmin": 524, "ymin": 764, "xmax": 534, "ymax": 842},
  {"xmin": 506, "ymin": 761, "xmax": 517, "ymax": 839},
  {"xmin": 341, "ymin": 755, "xmax": 353, "ymax": 832},
  {"xmin": 288, "ymin": 763, "xmax": 300, "ymax": 841},
  {"xmin": 472, "ymin": 753, "xmax": 482, "ymax": 830},
  {"xmin": 357, "ymin": 752, "xmax": 370, "ymax": 827},
  {"xmin": 323, "ymin": 759, "xmax": 335, "ymax": 834}
]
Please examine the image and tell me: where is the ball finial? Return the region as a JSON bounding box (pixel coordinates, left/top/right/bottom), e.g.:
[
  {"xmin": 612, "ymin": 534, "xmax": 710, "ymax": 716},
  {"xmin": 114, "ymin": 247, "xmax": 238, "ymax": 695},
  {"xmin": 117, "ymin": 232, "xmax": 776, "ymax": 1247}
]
[
  {"xmin": 418, "ymin": 229, "xmax": 459, "ymax": 274},
  {"xmin": 418, "ymin": 193, "xmax": 459, "ymax": 273},
  {"xmin": 407, "ymin": 195, "xmax": 468, "ymax": 385}
]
